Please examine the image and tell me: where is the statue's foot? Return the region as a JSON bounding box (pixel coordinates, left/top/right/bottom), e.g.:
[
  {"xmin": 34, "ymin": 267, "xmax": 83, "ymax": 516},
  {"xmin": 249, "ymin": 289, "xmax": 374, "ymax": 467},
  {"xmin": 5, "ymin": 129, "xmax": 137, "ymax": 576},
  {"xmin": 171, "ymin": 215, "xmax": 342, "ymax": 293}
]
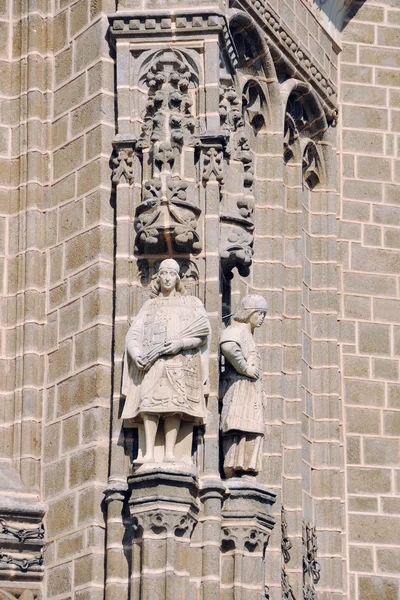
[
  {"xmin": 133, "ymin": 455, "xmax": 155, "ymax": 465},
  {"xmin": 163, "ymin": 454, "xmax": 177, "ymax": 463}
]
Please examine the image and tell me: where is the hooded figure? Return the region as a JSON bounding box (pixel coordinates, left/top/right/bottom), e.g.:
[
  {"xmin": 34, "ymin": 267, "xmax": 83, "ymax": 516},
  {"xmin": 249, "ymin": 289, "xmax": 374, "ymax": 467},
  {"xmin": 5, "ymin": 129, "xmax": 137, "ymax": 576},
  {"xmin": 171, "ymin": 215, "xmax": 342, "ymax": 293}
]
[{"xmin": 220, "ymin": 294, "xmax": 268, "ymax": 478}]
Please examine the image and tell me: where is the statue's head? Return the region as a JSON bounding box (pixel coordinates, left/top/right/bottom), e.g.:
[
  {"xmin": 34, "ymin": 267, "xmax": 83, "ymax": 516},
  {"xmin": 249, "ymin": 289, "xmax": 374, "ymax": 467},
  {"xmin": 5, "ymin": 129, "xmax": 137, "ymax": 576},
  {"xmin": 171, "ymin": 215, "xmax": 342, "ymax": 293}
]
[
  {"xmin": 233, "ymin": 294, "xmax": 268, "ymax": 324},
  {"xmin": 150, "ymin": 259, "xmax": 185, "ymax": 297}
]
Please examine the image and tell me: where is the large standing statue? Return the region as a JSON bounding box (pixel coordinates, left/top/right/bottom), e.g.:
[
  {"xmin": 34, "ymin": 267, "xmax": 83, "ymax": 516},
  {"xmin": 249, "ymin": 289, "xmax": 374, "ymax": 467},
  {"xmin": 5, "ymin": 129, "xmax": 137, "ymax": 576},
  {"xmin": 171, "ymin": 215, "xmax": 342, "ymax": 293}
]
[
  {"xmin": 122, "ymin": 259, "xmax": 210, "ymax": 464},
  {"xmin": 220, "ymin": 295, "xmax": 268, "ymax": 478}
]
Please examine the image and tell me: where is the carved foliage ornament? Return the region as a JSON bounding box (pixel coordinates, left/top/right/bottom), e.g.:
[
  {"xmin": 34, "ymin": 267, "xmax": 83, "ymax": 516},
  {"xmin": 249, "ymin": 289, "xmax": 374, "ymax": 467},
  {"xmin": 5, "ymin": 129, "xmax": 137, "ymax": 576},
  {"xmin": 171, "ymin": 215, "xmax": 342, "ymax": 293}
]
[
  {"xmin": 218, "ymin": 83, "xmax": 256, "ymax": 278},
  {"xmin": 134, "ymin": 49, "xmax": 202, "ymax": 255},
  {"xmin": 132, "ymin": 511, "xmax": 197, "ymax": 538},
  {"xmin": 135, "ymin": 174, "xmax": 201, "ymax": 254}
]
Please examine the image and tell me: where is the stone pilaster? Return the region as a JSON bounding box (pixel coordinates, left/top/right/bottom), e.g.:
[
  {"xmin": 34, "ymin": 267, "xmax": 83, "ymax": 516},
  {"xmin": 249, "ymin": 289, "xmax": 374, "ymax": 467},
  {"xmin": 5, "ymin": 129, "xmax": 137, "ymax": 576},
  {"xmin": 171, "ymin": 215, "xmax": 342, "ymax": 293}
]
[
  {"xmin": 221, "ymin": 479, "xmax": 276, "ymax": 600},
  {"xmin": 128, "ymin": 466, "xmax": 199, "ymax": 600}
]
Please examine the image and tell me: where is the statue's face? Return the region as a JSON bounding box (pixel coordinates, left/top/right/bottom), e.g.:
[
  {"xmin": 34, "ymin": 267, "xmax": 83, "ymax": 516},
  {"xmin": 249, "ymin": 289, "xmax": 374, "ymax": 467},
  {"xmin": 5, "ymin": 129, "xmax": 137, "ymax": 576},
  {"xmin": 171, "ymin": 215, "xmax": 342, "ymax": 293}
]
[
  {"xmin": 249, "ymin": 310, "xmax": 266, "ymax": 328},
  {"xmin": 159, "ymin": 268, "xmax": 178, "ymax": 292}
]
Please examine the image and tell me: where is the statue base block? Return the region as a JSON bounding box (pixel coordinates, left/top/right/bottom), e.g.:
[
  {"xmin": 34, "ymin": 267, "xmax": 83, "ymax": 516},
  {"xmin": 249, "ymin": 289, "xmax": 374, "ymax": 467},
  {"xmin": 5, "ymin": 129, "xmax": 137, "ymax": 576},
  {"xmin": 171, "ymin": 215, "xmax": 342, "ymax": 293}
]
[
  {"xmin": 128, "ymin": 466, "xmax": 200, "ymax": 599},
  {"xmin": 220, "ymin": 478, "xmax": 276, "ymax": 598}
]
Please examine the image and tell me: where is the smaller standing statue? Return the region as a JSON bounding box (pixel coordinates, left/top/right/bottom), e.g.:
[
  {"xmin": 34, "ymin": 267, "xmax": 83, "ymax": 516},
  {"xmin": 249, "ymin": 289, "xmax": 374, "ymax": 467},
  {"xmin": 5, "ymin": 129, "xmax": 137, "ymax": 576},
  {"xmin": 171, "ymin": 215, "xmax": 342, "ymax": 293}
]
[
  {"xmin": 122, "ymin": 259, "xmax": 210, "ymax": 465},
  {"xmin": 220, "ymin": 295, "xmax": 268, "ymax": 478}
]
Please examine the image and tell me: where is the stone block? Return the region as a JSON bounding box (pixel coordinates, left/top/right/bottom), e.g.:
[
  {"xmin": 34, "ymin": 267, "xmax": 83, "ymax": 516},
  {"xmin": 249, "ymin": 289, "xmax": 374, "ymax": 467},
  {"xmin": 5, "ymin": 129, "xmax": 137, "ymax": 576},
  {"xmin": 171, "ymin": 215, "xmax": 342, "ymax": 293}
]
[
  {"xmin": 43, "ymin": 422, "xmax": 61, "ymax": 463},
  {"xmin": 75, "ymin": 21, "xmax": 104, "ymax": 72},
  {"xmin": 53, "ymin": 10, "xmax": 67, "ymax": 53},
  {"xmin": 385, "ymin": 228, "xmax": 400, "ymax": 249},
  {"xmin": 347, "ymin": 407, "xmax": 380, "ymax": 434},
  {"xmin": 377, "ymin": 548, "xmax": 400, "ymax": 574},
  {"xmin": 44, "ymin": 459, "xmax": 67, "ymax": 498},
  {"xmin": 75, "ymin": 553, "xmax": 105, "ymax": 586},
  {"xmin": 378, "ymin": 26, "xmax": 400, "ymax": 48},
  {"xmin": 359, "ymin": 576, "xmax": 399, "ymax": 600},
  {"xmin": 384, "ymin": 410, "xmax": 400, "ymax": 435},
  {"xmin": 343, "ymin": 105, "xmax": 388, "ymax": 130},
  {"xmin": 78, "ymin": 486, "xmax": 105, "ymax": 524},
  {"xmin": 343, "ymin": 200, "xmax": 370, "ymax": 222},
  {"xmin": 48, "ymin": 338, "xmax": 73, "ymax": 382},
  {"xmin": 374, "ymin": 298, "xmax": 400, "ymax": 323},
  {"xmin": 364, "ymin": 437, "xmax": 399, "ymax": 465},
  {"xmin": 348, "ymin": 467, "xmax": 392, "ymax": 494},
  {"xmin": 363, "ymin": 225, "xmax": 381, "ymax": 246},
  {"xmin": 341, "ymin": 64, "xmax": 372, "ymax": 84},
  {"xmin": 70, "ymin": 0, "xmax": 88, "ymax": 37},
  {"xmin": 358, "ymin": 323, "xmax": 390, "ymax": 355},
  {"xmin": 69, "ymin": 446, "xmax": 108, "ymax": 488},
  {"xmin": 62, "ymin": 414, "xmax": 80, "ymax": 453},
  {"xmin": 342, "ymin": 20, "xmax": 375, "ymax": 44},
  {"xmin": 65, "ymin": 226, "xmax": 113, "ymax": 273},
  {"xmin": 343, "ymin": 179, "xmax": 382, "ymax": 202},
  {"xmin": 47, "ymin": 562, "xmax": 72, "ymax": 597},
  {"xmin": 382, "ymin": 497, "xmax": 400, "ymax": 514},
  {"xmin": 358, "ymin": 156, "xmax": 391, "ymax": 182},
  {"xmin": 349, "ymin": 546, "xmax": 373, "ymax": 572},
  {"xmin": 344, "ymin": 295, "xmax": 371, "ymax": 320},
  {"xmin": 47, "ymin": 494, "xmax": 76, "ymax": 537},
  {"xmin": 349, "ymin": 514, "xmax": 400, "ymax": 545},
  {"xmin": 373, "ymin": 358, "xmax": 399, "ymax": 380},
  {"xmin": 57, "ymin": 530, "xmax": 85, "ymax": 560},
  {"xmin": 346, "ymin": 436, "xmax": 361, "ymax": 464},
  {"xmin": 82, "ymin": 406, "xmax": 109, "ymax": 444},
  {"xmin": 388, "ymin": 384, "xmax": 400, "ymax": 408},
  {"xmin": 54, "ymin": 73, "xmax": 86, "ymax": 118},
  {"xmin": 348, "ymin": 496, "xmax": 378, "ymax": 512},
  {"xmin": 341, "ymin": 84, "xmax": 386, "ymax": 107},
  {"xmin": 57, "ymin": 365, "xmax": 110, "ymax": 417},
  {"xmin": 53, "ymin": 136, "xmax": 84, "ymax": 180},
  {"xmin": 74, "ymin": 324, "xmax": 111, "ymax": 369}
]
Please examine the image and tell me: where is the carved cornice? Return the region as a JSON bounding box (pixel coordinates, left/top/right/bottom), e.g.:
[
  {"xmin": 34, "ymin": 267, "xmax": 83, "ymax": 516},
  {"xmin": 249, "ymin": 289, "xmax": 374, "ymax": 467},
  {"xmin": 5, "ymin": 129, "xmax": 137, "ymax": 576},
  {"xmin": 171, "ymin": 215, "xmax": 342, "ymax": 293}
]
[
  {"xmin": 230, "ymin": 1, "xmax": 338, "ymax": 113},
  {"xmin": 109, "ymin": 10, "xmax": 224, "ymax": 38}
]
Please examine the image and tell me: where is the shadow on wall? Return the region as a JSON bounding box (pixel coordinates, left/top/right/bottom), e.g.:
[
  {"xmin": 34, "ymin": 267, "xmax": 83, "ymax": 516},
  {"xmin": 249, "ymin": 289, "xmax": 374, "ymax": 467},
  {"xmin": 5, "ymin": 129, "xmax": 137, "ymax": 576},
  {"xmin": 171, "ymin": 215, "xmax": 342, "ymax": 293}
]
[
  {"xmin": 310, "ymin": 0, "xmax": 367, "ymax": 34},
  {"xmin": 341, "ymin": 0, "xmax": 368, "ymax": 31}
]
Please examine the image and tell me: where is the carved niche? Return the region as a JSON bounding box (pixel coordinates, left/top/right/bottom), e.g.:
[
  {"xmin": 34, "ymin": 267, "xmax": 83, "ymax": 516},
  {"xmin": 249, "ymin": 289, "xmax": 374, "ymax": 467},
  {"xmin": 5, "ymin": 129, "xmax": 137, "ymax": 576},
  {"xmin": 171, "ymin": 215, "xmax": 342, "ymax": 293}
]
[
  {"xmin": 283, "ymin": 84, "xmax": 328, "ymax": 190},
  {"xmin": 134, "ymin": 49, "xmax": 202, "ymax": 256}
]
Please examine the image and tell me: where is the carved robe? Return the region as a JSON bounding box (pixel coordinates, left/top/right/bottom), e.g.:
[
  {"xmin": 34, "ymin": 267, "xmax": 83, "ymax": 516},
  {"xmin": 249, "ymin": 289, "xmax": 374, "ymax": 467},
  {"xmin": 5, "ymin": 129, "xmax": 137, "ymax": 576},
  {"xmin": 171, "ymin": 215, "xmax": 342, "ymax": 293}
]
[
  {"xmin": 220, "ymin": 324, "xmax": 264, "ymax": 475},
  {"xmin": 122, "ymin": 294, "xmax": 209, "ymax": 424}
]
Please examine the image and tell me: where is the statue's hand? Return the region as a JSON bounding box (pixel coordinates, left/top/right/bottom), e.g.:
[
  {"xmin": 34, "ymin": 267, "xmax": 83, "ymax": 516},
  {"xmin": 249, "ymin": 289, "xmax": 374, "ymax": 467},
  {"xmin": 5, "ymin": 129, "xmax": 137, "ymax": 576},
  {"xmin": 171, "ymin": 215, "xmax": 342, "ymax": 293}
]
[
  {"xmin": 246, "ymin": 365, "xmax": 259, "ymax": 379},
  {"xmin": 163, "ymin": 340, "xmax": 183, "ymax": 355},
  {"xmin": 134, "ymin": 356, "xmax": 146, "ymax": 370}
]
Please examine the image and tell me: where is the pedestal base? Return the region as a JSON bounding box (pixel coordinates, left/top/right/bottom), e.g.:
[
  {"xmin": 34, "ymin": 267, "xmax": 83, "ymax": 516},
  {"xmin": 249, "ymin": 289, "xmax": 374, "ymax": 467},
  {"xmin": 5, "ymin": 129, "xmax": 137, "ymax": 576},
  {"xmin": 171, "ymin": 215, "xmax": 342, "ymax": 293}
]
[{"xmin": 220, "ymin": 478, "xmax": 276, "ymax": 600}]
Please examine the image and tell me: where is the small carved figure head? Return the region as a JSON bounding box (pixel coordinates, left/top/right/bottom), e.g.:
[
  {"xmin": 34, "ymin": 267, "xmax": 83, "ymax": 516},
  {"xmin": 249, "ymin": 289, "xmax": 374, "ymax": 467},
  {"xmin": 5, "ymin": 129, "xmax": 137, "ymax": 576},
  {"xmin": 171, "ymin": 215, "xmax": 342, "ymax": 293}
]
[
  {"xmin": 150, "ymin": 259, "xmax": 185, "ymax": 297},
  {"xmin": 233, "ymin": 294, "xmax": 268, "ymax": 326}
]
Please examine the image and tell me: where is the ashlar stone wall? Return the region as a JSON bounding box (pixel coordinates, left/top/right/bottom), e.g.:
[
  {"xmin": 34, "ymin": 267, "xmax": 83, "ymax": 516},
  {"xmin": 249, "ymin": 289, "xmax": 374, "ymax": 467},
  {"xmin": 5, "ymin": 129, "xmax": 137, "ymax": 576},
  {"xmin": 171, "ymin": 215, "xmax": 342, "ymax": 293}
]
[
  {"xmin": 340, "ymin": 1, "xmax": 400, "ymax": 598},
  {"xmin": 42, "ymin": 0, "xmax": 116, "ymax": 597}
]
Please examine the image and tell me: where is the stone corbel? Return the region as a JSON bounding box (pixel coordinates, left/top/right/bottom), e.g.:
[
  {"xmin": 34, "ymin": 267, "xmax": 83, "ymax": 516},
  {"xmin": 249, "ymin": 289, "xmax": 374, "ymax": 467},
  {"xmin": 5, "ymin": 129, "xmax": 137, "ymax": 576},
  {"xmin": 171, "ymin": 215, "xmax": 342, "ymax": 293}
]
[
  {"xmin": 194, "ymin": 131, "xmax": 229, "ymax": 184},
  {"xmin": 111, "ymin": 135, "xmax": 137, "ymax": 185}
]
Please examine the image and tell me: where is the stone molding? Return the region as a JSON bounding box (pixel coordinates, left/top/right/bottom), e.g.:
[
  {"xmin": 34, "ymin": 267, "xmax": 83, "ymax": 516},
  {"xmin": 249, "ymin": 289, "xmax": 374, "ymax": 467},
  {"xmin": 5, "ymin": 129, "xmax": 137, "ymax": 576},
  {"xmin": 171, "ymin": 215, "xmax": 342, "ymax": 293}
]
[{"xmin": 230, "ymin": 2, "xmax": 338, "ymax": 115}]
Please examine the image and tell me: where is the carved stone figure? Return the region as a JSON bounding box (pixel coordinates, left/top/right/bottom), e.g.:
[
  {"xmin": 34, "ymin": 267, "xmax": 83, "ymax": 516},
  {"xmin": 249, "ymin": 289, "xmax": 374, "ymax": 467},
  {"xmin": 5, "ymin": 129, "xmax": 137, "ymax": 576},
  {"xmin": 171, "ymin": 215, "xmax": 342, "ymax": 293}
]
[
  {"xmin": 220, "ymin": 295, "xmax": 268, "ymax": 478},
  {"xmin": 122, "ymin": 259, "xmax": 210, "ymax": 464}
]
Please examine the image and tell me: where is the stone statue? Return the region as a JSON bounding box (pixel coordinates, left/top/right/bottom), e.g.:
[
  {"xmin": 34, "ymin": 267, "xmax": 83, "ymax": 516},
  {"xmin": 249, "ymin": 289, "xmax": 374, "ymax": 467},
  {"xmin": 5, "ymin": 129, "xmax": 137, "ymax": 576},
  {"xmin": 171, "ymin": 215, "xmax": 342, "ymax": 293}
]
[
  {"xmin": 122, "ymin": 259, "xmax": 210, "ymax": 464},
  {"xmin": 220, "ymin": 295, "xmax": 268, "ymax": 478}
]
